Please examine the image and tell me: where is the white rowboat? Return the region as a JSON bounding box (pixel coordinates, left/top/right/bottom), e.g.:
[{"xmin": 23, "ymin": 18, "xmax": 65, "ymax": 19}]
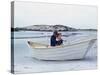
[{"xmin": 27, "ymin": 37, "xmax": 96, "ymax": 60}]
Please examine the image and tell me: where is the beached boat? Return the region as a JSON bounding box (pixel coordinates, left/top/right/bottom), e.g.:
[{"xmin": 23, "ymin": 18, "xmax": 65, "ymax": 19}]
[{"xmin": 27, "ymin": 37, "xmax": 97, "ymax": 60}]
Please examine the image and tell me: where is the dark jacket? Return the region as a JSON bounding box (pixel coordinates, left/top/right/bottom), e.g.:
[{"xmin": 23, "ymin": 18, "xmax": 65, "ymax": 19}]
[
  {"xmin": 50, "ymin": 35, "xmax": 56, "ymax": 46},
  {"xmin": 50, "ymin": 35, "xmax": 63, "ymax": 46},
  {"xmin": 56, "ymin": 39, "xmax": 63, "ymax": 46}
]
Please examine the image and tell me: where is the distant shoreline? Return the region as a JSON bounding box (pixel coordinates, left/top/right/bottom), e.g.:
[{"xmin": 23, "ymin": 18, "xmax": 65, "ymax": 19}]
[
  {"xmin": 11, "ymin": 28, "xmax": 97, "ymax": 32},
  {"xmin": 11, "ymin": 25, "xmax": 97, "ymax": 32}
]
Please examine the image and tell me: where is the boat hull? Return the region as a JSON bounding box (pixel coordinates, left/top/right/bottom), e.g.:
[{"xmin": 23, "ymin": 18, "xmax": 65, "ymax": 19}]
[{"xmin": 28, "ymin": 39, "xmax": 96, "ymax": 60}]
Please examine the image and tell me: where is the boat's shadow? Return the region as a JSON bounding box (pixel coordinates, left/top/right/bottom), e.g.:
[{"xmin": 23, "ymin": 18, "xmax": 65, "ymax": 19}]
[{"xmin": 31, "ymin": 56, "xmax": 97, "ymax": 62}]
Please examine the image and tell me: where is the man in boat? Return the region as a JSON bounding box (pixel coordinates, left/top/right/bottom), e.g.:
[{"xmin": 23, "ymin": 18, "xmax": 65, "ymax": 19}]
[
  {"xmin": 50, "ymin": 30, "xmax": 58, "ymax": 46},
  {"xmin": 50, "ymin": 31, "xmax": 63, "ymax": 46}
]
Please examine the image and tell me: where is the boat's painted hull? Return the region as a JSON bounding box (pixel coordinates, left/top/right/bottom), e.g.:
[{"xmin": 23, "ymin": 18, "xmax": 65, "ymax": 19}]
[{"xmin": 28, "ymin": 39, "xmax": 96, "ymax": 60}]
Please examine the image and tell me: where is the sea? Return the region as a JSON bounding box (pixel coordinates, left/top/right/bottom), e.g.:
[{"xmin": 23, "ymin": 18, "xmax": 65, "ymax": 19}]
[{"xmin": 11, "ymin": 31, "xmax": 97, "ymax": 74}]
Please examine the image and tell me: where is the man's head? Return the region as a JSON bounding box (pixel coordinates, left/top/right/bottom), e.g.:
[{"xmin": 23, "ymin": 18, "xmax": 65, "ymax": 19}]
[{"xmin": 53, "ymin": 30, "xmax": 58, "ymax": 36}]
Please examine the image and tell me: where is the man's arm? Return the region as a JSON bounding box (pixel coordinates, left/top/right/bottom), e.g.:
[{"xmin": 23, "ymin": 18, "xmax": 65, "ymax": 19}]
[{"xmin": 50, "ymin": 36, "xmax": 56, "ymax": 46}]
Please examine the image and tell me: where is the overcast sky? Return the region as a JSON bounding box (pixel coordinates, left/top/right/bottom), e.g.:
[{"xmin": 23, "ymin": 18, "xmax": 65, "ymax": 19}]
[{"xmin": 14, "ymin": 1, "xmax": 98, "ymax": 29}]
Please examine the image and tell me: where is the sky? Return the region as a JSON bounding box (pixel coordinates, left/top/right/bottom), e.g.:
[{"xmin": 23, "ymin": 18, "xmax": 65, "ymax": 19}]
[{"xmin": 14, "ymin": 1, "xmax": 98, "ymax": 29}]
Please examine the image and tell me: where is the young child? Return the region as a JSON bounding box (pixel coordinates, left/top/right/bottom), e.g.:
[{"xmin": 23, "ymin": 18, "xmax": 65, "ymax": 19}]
[{"xmin": 56, "ymin": 33, "xmax": 63, "ymax": 46}]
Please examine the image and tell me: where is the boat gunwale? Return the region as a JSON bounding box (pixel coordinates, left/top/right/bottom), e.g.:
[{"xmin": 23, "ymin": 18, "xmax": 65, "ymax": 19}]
[{"xmin": 28, "ymin": 38, "xmax": 97, "ymax": 50}]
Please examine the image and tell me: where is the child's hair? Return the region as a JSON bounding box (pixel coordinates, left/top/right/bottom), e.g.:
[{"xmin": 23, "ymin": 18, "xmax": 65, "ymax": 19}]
[{"xmin": 56, "ymin": 33, "xmax": 62, "ymax": 37}]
